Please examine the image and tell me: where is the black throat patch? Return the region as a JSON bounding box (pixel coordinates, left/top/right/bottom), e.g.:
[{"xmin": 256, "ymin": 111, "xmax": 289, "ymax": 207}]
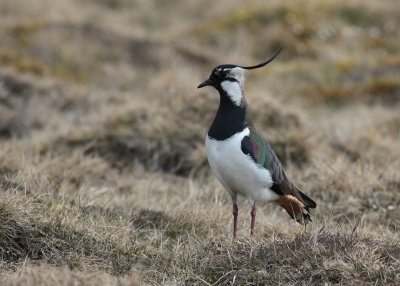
[{"xmin": 208, "ymin": 88, "xmax": 251, "ymax": 141}]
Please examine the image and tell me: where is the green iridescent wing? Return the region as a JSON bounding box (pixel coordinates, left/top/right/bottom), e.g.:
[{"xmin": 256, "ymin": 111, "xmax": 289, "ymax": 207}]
[
  {"xmin": 241, "ymin": 128, "xmax": 316, "ymax": 210},
  {"xmin": 241, "ymin": 128, "xmax": 283, "ymax": 184}
]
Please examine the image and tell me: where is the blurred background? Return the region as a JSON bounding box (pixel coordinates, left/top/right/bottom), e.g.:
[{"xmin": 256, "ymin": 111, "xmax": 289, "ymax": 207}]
[{"xmin": 0, "ymin": 0, "xmax": 399, "ymax": 284}]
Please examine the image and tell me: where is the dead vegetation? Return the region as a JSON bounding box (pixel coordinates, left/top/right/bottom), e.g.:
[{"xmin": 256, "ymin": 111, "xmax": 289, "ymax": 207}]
[
  {"xmin": 1, "ymin": 265, "xmax": 139, "ymax": 286},
  {"xmin": 185, "ymin": 233, "xmax": 400, "ymax": 285},
  {"xmin": 0, "ymin": 0, "xmax": 399, "ymax": 285}
]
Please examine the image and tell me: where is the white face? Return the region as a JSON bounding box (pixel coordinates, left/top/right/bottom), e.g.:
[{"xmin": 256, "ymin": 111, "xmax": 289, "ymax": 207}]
[
  {"xmin": 219, "ymin": 67, "xmax": 246, "ymax": 106},
  {"xmin": 221, "ymin": 80, "xmax": 243, "ymax": 106}
]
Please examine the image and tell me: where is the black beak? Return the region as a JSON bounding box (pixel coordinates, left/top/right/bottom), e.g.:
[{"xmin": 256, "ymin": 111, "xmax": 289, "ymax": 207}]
[
  {"xmin": 197, "ymin": 79, "xmax": 214, "ymax": 88},
  {"xmin": 240, "ymin": 47, "xmax": 282, "ymax": 70}
]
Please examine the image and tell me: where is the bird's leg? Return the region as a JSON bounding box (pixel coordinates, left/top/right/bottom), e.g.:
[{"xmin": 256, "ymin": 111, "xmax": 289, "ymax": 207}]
[
  {"xmin": 250, "ymin": 203, "xmax": 256, "ymax": 236},
  {"xmin": 233, "ymin": 204, "xmax": 238, "ymax": 239}
]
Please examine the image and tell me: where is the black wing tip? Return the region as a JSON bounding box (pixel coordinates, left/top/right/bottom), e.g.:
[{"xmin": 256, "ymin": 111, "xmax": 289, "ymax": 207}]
[
  {"xmin": 306, "ymin": 199, "xmax": 317, "ymax": 209},
  {"xmin": 298, "ymin": 190, "xmax": 317, "ymax": 209}
]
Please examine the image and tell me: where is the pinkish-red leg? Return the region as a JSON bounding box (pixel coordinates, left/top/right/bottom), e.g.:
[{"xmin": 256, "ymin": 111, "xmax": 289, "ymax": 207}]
[
  {"xmin": 250, "ymin": 204, "xmax": 256, "ymax": 236},
  {"xmin": 233, "ymin": 204, "xmax": 238, "ymax": 238}
]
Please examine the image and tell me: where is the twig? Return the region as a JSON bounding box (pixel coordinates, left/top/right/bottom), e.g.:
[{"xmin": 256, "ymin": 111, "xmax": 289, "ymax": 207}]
[
  {"xmin": 212, "ymin": 270, "xmax": 235, "ymax": 286},
  {"xmin": 193, "ymin": 274, "xmax": 211, "ymax": 286}
]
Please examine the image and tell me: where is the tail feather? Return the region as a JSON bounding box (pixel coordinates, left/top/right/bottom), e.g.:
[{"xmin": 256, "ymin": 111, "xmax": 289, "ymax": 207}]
[
  {"xmin": 297, "ymin": 189, "xmax": 317, "ymax": 209},
  {"xmin": 275, "ymin": 192, "xmax": 315, "ymax": 225},
  {"xmin": 272, "ymin": 171, "xmax": 316, "ymax": 225}
]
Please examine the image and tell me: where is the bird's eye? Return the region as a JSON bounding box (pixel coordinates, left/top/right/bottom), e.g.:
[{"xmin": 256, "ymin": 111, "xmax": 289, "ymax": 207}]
[{"xmin": 214, "ymin": 69, "xmax": 226, "ymax": 78}]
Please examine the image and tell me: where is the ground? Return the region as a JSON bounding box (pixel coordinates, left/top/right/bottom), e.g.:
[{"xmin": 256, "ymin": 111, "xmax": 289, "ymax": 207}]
[{"xmin": 0, "ymin": 0, "xmax": 399, "ymax": 285}]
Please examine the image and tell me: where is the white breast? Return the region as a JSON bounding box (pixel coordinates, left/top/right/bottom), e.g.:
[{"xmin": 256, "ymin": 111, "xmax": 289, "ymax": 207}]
[{"xmin": 205, "ymin": 128, "xmax": 278, "ymax": 204}]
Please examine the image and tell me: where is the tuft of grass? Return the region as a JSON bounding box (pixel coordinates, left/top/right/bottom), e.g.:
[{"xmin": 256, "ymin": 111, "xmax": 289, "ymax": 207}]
[
  {"xmin": 1, "ymin": 265, "xmax": 139, "ymax": 286},
  {"xmin": 189, "ymin": 233, "xmax": 400, "ymax": 285},
  {"xmin": 0, "ymin": 192, "xmax": 136, "ymax": 275}
]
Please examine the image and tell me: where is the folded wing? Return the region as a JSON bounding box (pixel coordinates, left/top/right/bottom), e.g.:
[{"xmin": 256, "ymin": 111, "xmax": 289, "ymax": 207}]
[{"xmin": 241, "ymin": 128, "xmax": 316, "ymax": 223}]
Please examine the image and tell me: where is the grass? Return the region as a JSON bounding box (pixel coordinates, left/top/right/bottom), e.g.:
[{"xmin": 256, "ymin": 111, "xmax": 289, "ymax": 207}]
[{"xmin": 0, "ymin": 0, "xmax": 399, "ymax": 285}]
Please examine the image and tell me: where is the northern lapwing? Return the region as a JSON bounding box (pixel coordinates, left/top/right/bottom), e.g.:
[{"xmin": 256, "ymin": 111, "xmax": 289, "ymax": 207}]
[{"xmin": 197, "ymin": 49, "xmax": 316, "ymax": 238}]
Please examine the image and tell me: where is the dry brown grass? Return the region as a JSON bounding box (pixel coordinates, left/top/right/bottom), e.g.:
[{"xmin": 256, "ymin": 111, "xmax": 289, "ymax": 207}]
[
  {"xmin": 1, "ymin": 265, "xmax": 139, "ymax": 286},
  {"xmin": 0, "ymin": 0, "xmax": 399, "ymax": 285}
]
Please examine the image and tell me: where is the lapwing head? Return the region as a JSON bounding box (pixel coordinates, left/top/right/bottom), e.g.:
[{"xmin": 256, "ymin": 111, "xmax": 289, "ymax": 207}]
[{"xmin": 197, "ymin": 48, "xmax": 281, "ymax": 106}]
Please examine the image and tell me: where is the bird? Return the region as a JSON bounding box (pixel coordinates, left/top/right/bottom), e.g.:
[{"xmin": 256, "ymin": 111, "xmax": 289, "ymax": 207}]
[{"xmin": 197, "ymin": 49, "xmax": 316, "ymax": 238}]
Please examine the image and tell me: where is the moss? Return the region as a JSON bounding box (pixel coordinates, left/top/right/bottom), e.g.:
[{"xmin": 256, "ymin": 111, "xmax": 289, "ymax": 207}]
[
  {"xmin": 6, "ymin": 20, "xmax": 46, "ymax": 46},
  {"xmin": 336, "ymin": 59, "xmax": 359, "ymax": 74},
  {"xmin": 52, "ymin": 61, "xmax": 90, "ymax": 84},
  {"xmin": 368, "ymin": 76, "xmax": 400, "ymax": 96},
  {"xmin": 0, "ymin": 48, "xmax": 46, "ymax": 76},
  {"xmin": 336, "ymin": 6, "xmax": 381, "ymax": 26}
]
